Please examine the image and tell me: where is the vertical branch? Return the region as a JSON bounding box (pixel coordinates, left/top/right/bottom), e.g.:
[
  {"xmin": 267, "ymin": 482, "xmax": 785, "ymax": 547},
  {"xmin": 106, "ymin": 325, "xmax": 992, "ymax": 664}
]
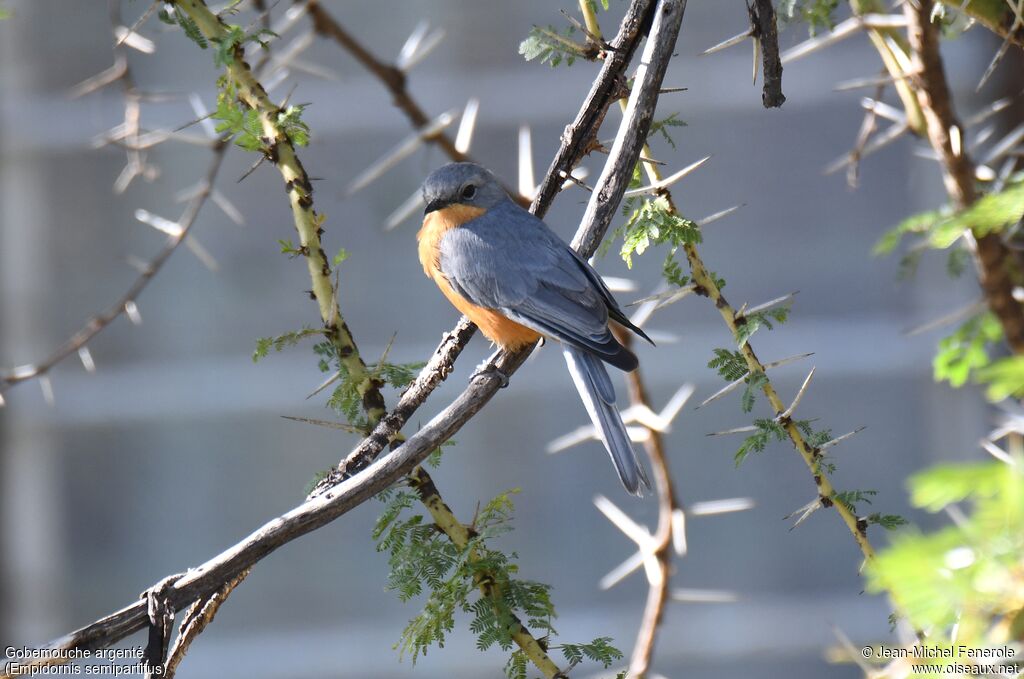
[
  {"xmin": 173, "ymin": 0, "xmax": 388, "ymax": 419},
  {"xmin": 750, "ymin": 0, "xmax": 785, "ymax": 108},
  {"xmin": 904, "ymin": 0, "xmax": 1024, "ymax": 354},
  {"xmin": 612, "ymin": 331, "xmax": 680, "ymax": 679}
]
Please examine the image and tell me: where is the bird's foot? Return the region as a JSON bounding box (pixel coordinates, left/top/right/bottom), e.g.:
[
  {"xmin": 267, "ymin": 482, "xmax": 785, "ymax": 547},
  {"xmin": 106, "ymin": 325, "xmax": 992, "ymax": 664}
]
[{"xmin": 471, "ymin": 361, "xmax": 509, "ymax": 388}]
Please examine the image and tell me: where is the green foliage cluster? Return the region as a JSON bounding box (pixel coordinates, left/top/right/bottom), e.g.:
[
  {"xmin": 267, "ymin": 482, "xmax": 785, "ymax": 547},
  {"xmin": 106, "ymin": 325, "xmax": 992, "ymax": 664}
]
[
  {"xmin": 213, "ymin": 78, "xmax": 311, "ymax": 152},
  {"xmin": 518, "ymin": 25, "xmax": 587, "ymax": 68},
  {"xmin": 875, "ymin": 182, "xmax": 1024, "ymax": 255},
  {"xmin": 866, "ymin": 461, "xmax": 1024, "ymax": 643},
  {"xmin": 159, "ymin": 4, "xmax": 276, "ymax": 64},
  {"xmin": 735, "ymin": 306, "xmax": 791, "ymax": 348},
  {"xmin": 875, "ymin": 180, "xmax": 1024, "ymax": 400},
  {"xmin": 777, "ymin": 0, "xmax": 839, "ymax": 35},
  {"xmin": 648, "ymin": 113, "xmax": 687, "ymax": 150},
  {"xmin": 615, "ymin": 195, "xmax": 702, "ymax": 268},
  {"xmin": 374, "ymin": 488, "xmax": 624, "ymax": 677}
]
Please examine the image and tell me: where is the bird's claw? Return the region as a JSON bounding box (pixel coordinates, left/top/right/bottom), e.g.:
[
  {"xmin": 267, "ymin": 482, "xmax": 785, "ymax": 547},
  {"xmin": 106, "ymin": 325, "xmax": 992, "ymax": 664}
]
[{"xmin": 471, "ymin": 363, "xmax": 509, "ymax": 388}]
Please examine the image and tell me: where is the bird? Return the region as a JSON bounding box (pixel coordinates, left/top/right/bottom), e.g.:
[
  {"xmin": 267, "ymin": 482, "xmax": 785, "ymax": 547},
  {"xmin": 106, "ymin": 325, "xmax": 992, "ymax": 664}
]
[{"xmin": 417, "ymin": 161, "xmax": 654, "ymax": 495}]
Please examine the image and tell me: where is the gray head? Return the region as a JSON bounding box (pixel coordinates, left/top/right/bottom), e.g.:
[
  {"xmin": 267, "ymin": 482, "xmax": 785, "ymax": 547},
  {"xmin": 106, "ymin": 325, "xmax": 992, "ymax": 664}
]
[{"xmin": 421, "ymin": 162, "xmax": 508, "ymax": 215}]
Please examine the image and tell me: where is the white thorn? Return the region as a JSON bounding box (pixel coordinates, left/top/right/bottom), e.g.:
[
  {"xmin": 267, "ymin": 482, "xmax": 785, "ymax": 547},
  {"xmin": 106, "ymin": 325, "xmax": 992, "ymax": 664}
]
[
  {"xmin": 398, "ymin": 23, "xmax": 445, "ymax": 71},
  {"xmin": 696, "ymin": 376, "xmax": 747, "ymax": 410},
  {"xmin": 950, "ymin": 125, "xmax": 963, "ymax": 158},
  {"xmin": 785, "ymin": 497, "xmax": 823, "ymax": 529},
  {"xmin": 78, "ymin": 347, "xmax": 96, "ymax": 373},
  {"xmin": 671, "ymin": 508, "xmax": 687, "ymax": 555},
  {"xmin": 396, "ymin": 21, "xmax": 429, "ymax": 68},
  {"xmin": 546, "ymin": 424, "xmax": 600, "ymax": 453},
  {"xmin": 210, "ymin": 189, "xmax": 245, "ymax": 225},
  {"xmin": 752, "ymin": 35, "xmax": 760, "ymax": 85},
  {"xmin": 778, "ymin": 367, "xmax": 815, "ymax": 421},
  {"xmin": 39, "ymin": 375, "xmax": 55, "ymax": 407},
  {"xmin": 697, "ymin": 204, "xmax": 742, "ymax": 227},
  {"xmin": 11, "ymin": 365, "xmax": 37, "ymax": 380},
  {"xmin": 671, "ymin": 588, "xmax": 739, "ymax": 603},
  {"xmin": 384, "ymin": 190, "xmax": 425, "ymax": 231},
  {"xmin": 818, "ymin": 426, "xmax": 866, "ymax": 451},
  {"xmin": 184, "ymin": 235, "xmax": 219, "ymax": 272},
  {"xmin": 738, "ymin": 291, "xmax": 797, "ymax": 318},
  {"xmin": 764, "ymin": 352, "xmax": 815, "ymax": 370},
  {"xmin": 966, "ymin": 96, "xmax": 1013, "ymax": 127},
  {"xmin": 975, "ymin": 36, "xmax": 1012, "ymax": 93},
  {"xmin": 824, "ymin": 122, "xmax": 909, "ymax": 175},
  {"xmin": 593, "ymin": 495, "xmax": 653, "ymax": 548},
  {"xmin": 905, "ymin": 300, "xmax": 985, "ymax": 336},
  {"xmin": 348, "ymin": 110, "xmax": 457, "ymax": 195},
  {"xmin": 980, "ymin": 122, "xmax": 1024, "ymax": 166},
  {"xmin": 114, "ymin": 25, "xmax": 155, "ymax": 54},
  {"xmin": 135, "ymin": 209, "xmax": 183, "ymax": 238},
  {"xmin": 262, "ymin": 67, "xmax": 290, "ymax": 93},
  {"xmin": 518, "ymin": 125, "xmax": 535, "ymax": 201},
  {"xmin": 124, "ymin": 300, "xmax": 143, "ymax": 325},
  {"xmin": 454, "ymin": 98, "xmax": 479, "ymax": 154},
  {"xmin": 706, "ymin": 424, "xmax": 759, "ymax": 437},
  {"xmin": 702, "ymin": 27, "xmax": 753, "ymax": 55},
  {"xmin": 307, "ymin": 370, "xmax": 342, "ymax": 401},
  {"xmin": 689, "ymin": 497, "xmax": 755, "ymax": 516},
  {"xmin": 601, "ymin": 276, "xmax": 637, "ymax": 293},
  {"xmin": 980, "ymin": 439, "xmax": 1016, "ymax": 466},
  {"xmin": 188, "ymin": 93, "xmax": 218, "ymax": 139},
  {"xmin": 0, "ymin": 392, "xmax": 5, "ymax": 408},
  {"xmin": 599, "ymin": 551, "xmax": 644, "ymax": 590},
  {"xmin": 624, "ymin": 156, "xmax": 711, "ymax": 196},
  {"xmin": 860, "ymin": 97, "xmax": 907, "ymax": 125}
]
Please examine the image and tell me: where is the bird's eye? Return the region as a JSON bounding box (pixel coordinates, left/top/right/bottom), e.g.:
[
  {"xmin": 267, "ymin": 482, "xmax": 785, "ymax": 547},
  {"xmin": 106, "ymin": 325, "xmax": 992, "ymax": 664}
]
[{"xmin": 461, "ymin": 184, "xmax": 477, "ymax": 200}]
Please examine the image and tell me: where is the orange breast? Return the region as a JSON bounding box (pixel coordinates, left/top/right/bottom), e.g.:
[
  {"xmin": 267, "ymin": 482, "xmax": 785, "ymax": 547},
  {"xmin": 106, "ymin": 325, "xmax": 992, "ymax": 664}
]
[{"xmin": 418, "ymin": 205, "xmax": 540, "ymax": 351}]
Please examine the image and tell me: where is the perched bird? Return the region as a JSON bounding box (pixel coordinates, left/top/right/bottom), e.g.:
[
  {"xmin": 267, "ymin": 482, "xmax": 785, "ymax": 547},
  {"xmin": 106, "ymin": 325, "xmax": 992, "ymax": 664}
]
[{"xmin": 418, "ymin": 162, "xmax": 654, "ymax": 495}]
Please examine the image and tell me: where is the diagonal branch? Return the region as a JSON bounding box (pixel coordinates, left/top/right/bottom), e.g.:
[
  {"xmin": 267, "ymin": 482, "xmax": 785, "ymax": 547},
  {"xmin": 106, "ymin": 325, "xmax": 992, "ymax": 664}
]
[
  {"xmin": 6, "ymin": 0, "xmax": 689, "ymax": 672},
  {"xmin": 330, "ymin": 0, "xmax": 661, "ymax": 481},
  {"xmin": 903, "ymin": 0, "xmax": 1024, "ymax": 354}
]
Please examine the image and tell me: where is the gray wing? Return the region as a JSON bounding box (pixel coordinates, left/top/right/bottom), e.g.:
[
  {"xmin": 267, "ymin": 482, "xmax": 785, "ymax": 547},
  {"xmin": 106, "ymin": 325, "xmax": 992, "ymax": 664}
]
[{"xmin": 438, "ymin": 199, "xmax": 636, "ymax": 370}]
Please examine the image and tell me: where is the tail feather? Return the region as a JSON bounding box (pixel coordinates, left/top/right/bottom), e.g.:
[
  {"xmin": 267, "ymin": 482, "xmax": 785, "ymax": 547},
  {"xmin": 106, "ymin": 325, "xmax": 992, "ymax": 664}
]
[{"xmin": 563, "ymin": 346, "xmax": 651, "ymax": 496}]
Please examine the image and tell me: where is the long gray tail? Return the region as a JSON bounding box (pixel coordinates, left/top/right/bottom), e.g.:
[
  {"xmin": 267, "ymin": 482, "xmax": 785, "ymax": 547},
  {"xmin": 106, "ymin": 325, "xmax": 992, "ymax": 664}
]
[{"xmin": 562, "ymin": 346, "xmax": 651, "ymax": 496}]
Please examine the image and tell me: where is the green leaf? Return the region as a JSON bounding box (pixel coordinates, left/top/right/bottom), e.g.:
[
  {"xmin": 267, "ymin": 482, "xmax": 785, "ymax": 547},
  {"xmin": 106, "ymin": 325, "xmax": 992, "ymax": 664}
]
[
  {"xmin": 933, "ymin": 312, "xmax": 1001, "ymax": 388},
  {"xmin": 620, "ymin": 196, "xmax": 701, "ymax": 268},
  {"xmin": 519, "ymin": 25, "xmax": 586, "ymax": 68},
  {"xmin": 874, "ymin": 209, "xmax": 944, "ymax": 255},
  {"xmin": 975, "ymin": 355, "xmax": 1024, "ymax": 401},
  {"xmin": 278, "ymin": 104, "xmax": 311, "ymax": 147},
  {"xmin": 735, "ymin": 306, "xmax": 790, "ymax": 348},
  {"xmin": 648, "ymin": 112, "xmax": 687, "ymax": 149},
  {"xmin": 708, "ymin": 348, "xmax": 747, "ymax": 381},
  {"xmin": 930, "ymin": 183, "xmax": 1024, "ymax": 247},
  {"xmin": 175, "ymin": 10, "xmax": 208, "ymax": 49},
  {"xmin": 777, "ymin": 0, "xmax": 839, "ymax": 35},
  {"xmin": 909, "ymin": 462, "xmax": 1007, "ymax": 512},
  {"xmin": 252, "ymin": 326, "xmax": 323, "ymax": 362},
  {"xmin": 333, "ymin": 247, "xmax": 350, "ymax": 266},
  {"xmin": 735, "ymin": 417, "xmax": 786, "ymax": 465},
  {"xmin": 833, "ymin": 489, "xmax": 877, "ymax": 513}
]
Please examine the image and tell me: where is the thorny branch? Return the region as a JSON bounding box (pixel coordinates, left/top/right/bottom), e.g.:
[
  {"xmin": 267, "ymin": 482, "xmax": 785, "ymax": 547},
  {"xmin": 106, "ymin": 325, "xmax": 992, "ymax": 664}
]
[
  {"xmin": 304, "ymin": 0, "xmax": 465, "ymax": 163},
  {"xmin": 0, "ymin": 5, "xmax": 228, "ymax": 400},
  {"xmin": 3, "ymin": 0, "xmax": 689, "ymax": 675},
  {"xmin": 614, "ymin": 330, "xmax": 682, "ymax": 679},
  {"xmin": 750, "ymin": 0, "xmax": 785, "ymax": 108},
  {"xmin": 902, "ymin": 0, "xmax": 1024, "ymax": 354},
  {"xmin": 329, "ymin": 0, "xmax": 662, "ymax": 481}
]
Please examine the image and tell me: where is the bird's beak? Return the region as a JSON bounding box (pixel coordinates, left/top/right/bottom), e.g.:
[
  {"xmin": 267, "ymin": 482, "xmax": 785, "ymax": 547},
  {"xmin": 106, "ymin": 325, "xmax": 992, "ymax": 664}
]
[{"xmin": 424, "ymin": 198, "xmax": 447, "ymax": 215}]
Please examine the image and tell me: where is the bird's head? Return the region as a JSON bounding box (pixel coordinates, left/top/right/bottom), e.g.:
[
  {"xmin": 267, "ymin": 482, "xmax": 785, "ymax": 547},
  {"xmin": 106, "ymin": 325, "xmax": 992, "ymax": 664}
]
[{"xmin": 421, "ymin": 162, "xmax": 506, "ymax": 215}]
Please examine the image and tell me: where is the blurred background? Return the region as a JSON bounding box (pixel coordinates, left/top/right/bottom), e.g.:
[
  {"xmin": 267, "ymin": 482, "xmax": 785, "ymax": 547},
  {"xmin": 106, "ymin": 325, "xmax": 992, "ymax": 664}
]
[{"xmin": 0, "ymin": 1, "xmax": 1015, "ymax": 677}]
